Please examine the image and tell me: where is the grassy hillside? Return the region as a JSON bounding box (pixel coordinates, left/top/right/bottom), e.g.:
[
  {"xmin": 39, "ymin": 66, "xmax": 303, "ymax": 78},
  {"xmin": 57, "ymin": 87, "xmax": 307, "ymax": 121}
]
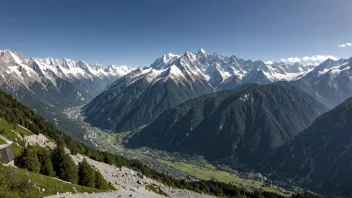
[
  {"xmin": 0, "ymin": 118, "xmax": 33, "ymax": 140},
  {"xmin": 0, "ymin": 165, "xmax": 104, "ymax": 198},
  {"xmin": 0, "ymin": 116, "xmax": 114, "ymax": 196}
]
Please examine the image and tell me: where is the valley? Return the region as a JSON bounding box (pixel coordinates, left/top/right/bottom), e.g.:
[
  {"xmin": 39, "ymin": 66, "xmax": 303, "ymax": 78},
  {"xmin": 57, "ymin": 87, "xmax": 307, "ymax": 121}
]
[
  {"xmin": 2, "ymin": 88, "xmax": 276, "ymax": 198},
  {"xmin": 64, "ymin": 104, "xmax": 302, "ymax": 196}
]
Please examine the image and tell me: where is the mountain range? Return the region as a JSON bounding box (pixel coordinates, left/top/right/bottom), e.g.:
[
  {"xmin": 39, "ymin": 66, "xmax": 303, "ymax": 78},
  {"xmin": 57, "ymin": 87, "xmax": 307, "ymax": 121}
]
[
  {"xmin": 82, "ymin": 49, "xmax": 318, "ymax": 132},
  {"xmin": 0, "ymin": 49, "xmax": 135, "ymax": 109}
]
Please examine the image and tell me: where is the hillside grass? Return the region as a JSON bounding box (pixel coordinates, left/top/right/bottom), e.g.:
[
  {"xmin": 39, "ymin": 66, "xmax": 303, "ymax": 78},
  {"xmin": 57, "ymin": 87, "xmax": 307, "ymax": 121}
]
[
  {"xmin": 0, "ymin": 118, "xmax": 27, "ymax": 157},
  {"xmin": 0, "ymin": 118, "xmax": 34, "ymax": 142},
  {"xmin": 0, "ymin": 165, "xmax": 106, "ymax": 197},
  {"xmin": 158, "ymin": 159, "xmax": 292, "ymax": 196},
  {"xmin": 15, "ymin": 124, "xmax": 34, "ymax": 136},
  {"xmin": 0, "ymin": 118, "xmax": 16, "ymax": 141}
]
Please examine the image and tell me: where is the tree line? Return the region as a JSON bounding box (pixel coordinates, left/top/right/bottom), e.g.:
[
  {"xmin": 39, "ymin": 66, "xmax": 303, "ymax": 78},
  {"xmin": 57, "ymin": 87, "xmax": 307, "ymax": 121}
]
[{"xmin": 15, "ymin": 144, "xmax": 111, "ymax": 190}]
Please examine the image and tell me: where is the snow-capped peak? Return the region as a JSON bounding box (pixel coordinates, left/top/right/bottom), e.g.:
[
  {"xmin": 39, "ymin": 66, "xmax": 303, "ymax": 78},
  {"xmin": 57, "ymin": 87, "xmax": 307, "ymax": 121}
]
[
  {"xmin": 198, "ymin": 48, "xmax": 207, "ymax": 55},
  {"xmin": 166, "ymin": 53, "xmax": 179, "ymax": 58},
  {"xmin": 161, "ymin": 53, "xmax": 180, "ymax": 64},
  {"xmin": 0, "ymin": 49, "xmax": 23, "ymax": 64}
]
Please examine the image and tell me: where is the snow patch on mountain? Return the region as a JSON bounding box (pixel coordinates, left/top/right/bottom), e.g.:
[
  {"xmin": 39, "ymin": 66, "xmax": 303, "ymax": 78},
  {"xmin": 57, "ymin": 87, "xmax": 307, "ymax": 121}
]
[
  {"xmin": 318, "ymin": 61, "xmax": 351, "ymax": 76},
  {"xmin": 169, "ymin": 65, "xmax": 185, "ymax": 78}
]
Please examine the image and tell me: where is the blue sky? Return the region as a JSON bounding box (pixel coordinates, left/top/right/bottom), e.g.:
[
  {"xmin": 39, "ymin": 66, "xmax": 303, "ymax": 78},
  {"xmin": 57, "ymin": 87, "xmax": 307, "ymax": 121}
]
[{"xmin": 1, "ymin": 0, "xmax": 351, "ymax": 66}]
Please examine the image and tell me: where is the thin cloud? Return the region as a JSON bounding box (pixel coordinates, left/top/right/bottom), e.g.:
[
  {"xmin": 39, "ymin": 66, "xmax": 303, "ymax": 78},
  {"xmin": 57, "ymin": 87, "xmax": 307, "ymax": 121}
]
[
  {"xmin": 264, "ymin": 61, "xmax": 274, "ymax": 64},
  {"xmin": 16, "ymin": 44, "xmax": 23, "ymax": 48},
  {"xmin": 280, "ymin": 57, "xmax": 301, "ymax": 63},
  {"xmin": 287, "ymin": 57, "xmax": 301, "ymax": 63},
  {"xmin": 302, "ymin": 55, "xmax": 338, "ymax": 62},
  {"xmin": 280, "ymin": 55, "xmax": 338, "ymax": 64},
  {"xmin": 339, "ymin": 42, "xmax": 352, "ymax": 48}
]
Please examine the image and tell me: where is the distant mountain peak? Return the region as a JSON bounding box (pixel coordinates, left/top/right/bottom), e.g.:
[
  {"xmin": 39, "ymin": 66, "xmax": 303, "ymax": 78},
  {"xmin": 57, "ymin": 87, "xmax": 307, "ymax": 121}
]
[
  {"xmin": 198, "ymin": 48, "xmax": 207, "ymax": 54},
  {"xmin": 0, "ymin": 49, "xmax": 23, "ymax": 64}
]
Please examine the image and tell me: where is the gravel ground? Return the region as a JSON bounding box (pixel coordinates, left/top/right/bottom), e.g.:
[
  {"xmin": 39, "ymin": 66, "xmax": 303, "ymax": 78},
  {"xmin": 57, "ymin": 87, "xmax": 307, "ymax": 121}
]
[
  {"xmin": 56, "ymin": 154, "xmax": 216, "ymax": 198},
  {"xmin": 46, "ymin": 189, "xmax": 165, "ymax": 198},
  {"xmin": 24, "ymin": 134, "xmax": 56, "ymax": 149}
]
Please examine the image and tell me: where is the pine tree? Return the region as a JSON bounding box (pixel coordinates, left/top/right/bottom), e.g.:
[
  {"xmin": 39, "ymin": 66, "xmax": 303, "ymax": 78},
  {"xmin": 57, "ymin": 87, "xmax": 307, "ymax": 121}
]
[
  {"xmin": 51, "ymin": 146, "xmax": 65, "ymax": 175},
  {"xmin": 103, "ymin": 153, "xmax": 116, "ymax": 165},
  {"xmin": 62, "ymin": 154, "xmax": 78, "ymax": 184},
  {"xmin": 51, "ymin": 145, "xmax": 78, "ymax": 184},
  {"xmin": 37, "ymin": 148, "xmax": 54, "ymax": 176},
  {"xmin": 22, "ymin": 147, "xmax": 41, "ymax": 173},
  {"xmin": 94, "ymin": 170, "xmax": 109, "ymax": 189},
  {"xmin": 78, "ymin": 158, "xmax": 95, "ymax": 187}
]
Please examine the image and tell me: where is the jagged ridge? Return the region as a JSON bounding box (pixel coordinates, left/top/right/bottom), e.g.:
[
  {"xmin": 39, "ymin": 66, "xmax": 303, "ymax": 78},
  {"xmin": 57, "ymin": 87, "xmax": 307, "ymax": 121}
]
[{"xmin": 83, "ymin": 49, "xmax": 315, "ymax": 131}]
